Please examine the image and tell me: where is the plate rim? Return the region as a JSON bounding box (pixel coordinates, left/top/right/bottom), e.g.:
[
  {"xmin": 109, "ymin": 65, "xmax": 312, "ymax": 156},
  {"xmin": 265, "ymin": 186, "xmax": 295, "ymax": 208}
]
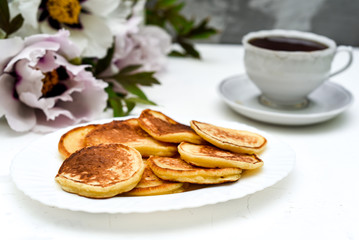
[
  {"xmin": 10, "ymin": 116, "xmax": 296, "ymax": 214},
  {"xmin": 218, "ymin": 74, "xmax": 353, "ymax": 125}
]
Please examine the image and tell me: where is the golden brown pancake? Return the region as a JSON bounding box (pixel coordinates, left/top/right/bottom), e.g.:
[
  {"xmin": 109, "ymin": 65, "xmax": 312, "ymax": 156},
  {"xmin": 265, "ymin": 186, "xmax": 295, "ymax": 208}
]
[
  {"xmin": 84, "ymin": 119, "xmax": 178, "ymax": 157},
  {"xmin": 124, "ymin": 160, "xmax": 186, "ymax": 196},
  {"xmin": 148, "ymin": 156, "xmax": 242, "ymax": 184},
  {"xmin": 55, "ymin": 144, "xmax": 144, "ymax": 198},
  {"xmin": 58, "ymin": 124, "xmax": 97, "ymax": 159},
  {"xmin": 178, "ymin": 142, "xmax": 263, "ymax": 169},
  {"xmin": 138, "ymin": 109, "xmax": 205, "ymax": 144},
  {"xmin": 190, "ymin": 120, "xmax": 267, "ymax": 154}
]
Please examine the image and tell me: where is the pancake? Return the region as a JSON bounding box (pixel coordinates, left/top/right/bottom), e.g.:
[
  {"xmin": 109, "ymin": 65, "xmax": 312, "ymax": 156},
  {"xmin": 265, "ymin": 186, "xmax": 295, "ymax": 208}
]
[
  {"xmin": 55, "ymin": 144, "xmax": 144, "ymax": 198},
  {"xmin": 84, "ymin": 118, "xmax": 178, "ymax": 157},
  {"xmin": 124, "ymin": 160, "xmax": 186, "ymax": 196},
  {"xmin": 148, "ymin": 156, "xmax": 242, "ymax": 184},
  {"xmin": 138, "ymin": 109, "xmax": 205, "ymax": 144},
  {"xmin": 178, "ymin": 142, "xmax": 263, "ymax": 169},
  {"xmin": 58, "ymin": 124, "xmax": 97, "ymax": 159},
  {"xmin": 190, "ymin": 120, "xmax": 267, "ymax": 154}
]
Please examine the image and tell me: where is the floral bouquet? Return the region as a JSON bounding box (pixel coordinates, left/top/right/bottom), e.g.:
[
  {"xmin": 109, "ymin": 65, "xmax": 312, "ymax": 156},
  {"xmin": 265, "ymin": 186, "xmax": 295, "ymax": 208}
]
[{"xmin": 0, "ymin": 0, "xmax": 216, "ymax": 132}]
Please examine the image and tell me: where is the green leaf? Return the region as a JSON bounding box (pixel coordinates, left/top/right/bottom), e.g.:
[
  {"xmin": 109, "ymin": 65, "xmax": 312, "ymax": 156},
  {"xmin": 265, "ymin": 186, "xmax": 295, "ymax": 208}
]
[
  {"xmin": 178, "ymin": 40, "xmax": 200, "ymax": 59},
  {"xmin": 188, "ymin": 29, "xmax": 217, "ymax": 39},
  {"xmin": 7, "ymin": 14, "xmax": 24, "ymax": 36},
  {"xmin": 81, "ymin": 57, "xmax": 96, "ymax": 68},
  {"xmin": 94, "ymin": 43, "xmax": 115, "ymax": 76},
  {"xmin": 69, "ymin": 57, "xmax": 82, "ymax": 65},
  {"xmin": 145, "ymin": 0, "xmax": 218, "ymax": 60},
  {"xmin": 124, "ymin": 73, "xmax": 159, "ymax": 86},
  {"xmin": 121, "ymin": 81, "xmax": 148, "ymax": 100},
  {"xmin": 123, "ymin": 98, "xmax": 136, "ymax": 115},
  {"xmin": 105, "ymin": 86, "xmax": 123, "ymax": 117},
  {"xmin": 118, "ymin": 64, "xmax": 142, "ymax": 75},
  {"xmin": 0, "ymin": 28, "xmax": 5, "ymax": 39},
  {"xmin": 169, "ymin": 50, "xmax": 186, "ymax": 57},
  {"xmin": 115, "ymin": 65, "xmax": 160, "ymax": 86},
  {"xmin": 126, "ymin": 97, "xmax": 156, "ymax": 106},
  {"xmin": 186, "ymin": 18, "xmax": 218, "ymax": 39},
  {"xmin": 169, "ymin": 2, "xmax": 185, "ymax": 13},
  {"xmin": 108, "ymin": 97, "xmax": 124, "ymax": 117},
  {"xmin": 145, "ymin": 10, "xmax": 166, "ymax": 27},
  {"xmin": 0, "ymin": 0, "xmax": 10, "ymax": 31},
  {"xmin": 156, "ymin": 0, "xmax": 178, "ymax": 8},
  {"xmin": 166, "ymin": 10, "xmax": 192, "ymax": 34}
]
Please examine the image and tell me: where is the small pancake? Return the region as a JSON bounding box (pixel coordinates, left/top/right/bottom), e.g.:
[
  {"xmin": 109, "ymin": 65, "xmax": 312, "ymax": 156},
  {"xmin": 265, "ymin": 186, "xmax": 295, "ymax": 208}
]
[
  {"xmin": 190, "ymin": 120, "xmax": 267, "ymax": 154},
  {"xmin": 55, "ymin": 144, "xmax": 144, "ymax": 198},
  {"xmin": 148, "ymin": 156, "xmax": 242, "ymax": 184},
  {"xmin": 124, "ymin": 160, "xmax": 186, "ymax": 196},
  {"xmin": 58, "ymin": 124, "xmax": 97, "ymax": 159},
  {"xmin": 84, "ymin": 119, "xmax": 178, "ymax": 157},
  {"xmin": 178, "ymin": 142, "xmax": 263, "ymax": 169},
  {"xmin": 138, "ymin": 109, "xmax": 205, "ymax": 144}
]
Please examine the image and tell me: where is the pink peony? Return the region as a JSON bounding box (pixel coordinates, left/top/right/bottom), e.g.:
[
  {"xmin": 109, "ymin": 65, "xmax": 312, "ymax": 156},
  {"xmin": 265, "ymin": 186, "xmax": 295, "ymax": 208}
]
[
  {"xmin": 0, "ymin": 30, "xmax": 108, "ymax": 132},
  {"xmin": 111, "ymin": 18, "xmax": 172, "ymax": 74}
]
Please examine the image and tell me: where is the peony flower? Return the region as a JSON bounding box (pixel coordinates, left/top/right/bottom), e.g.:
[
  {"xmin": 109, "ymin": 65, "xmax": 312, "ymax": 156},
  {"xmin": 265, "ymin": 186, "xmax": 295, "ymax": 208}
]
[
  {"xmin": 0, "ymin": 30, "xmax": 108, "ymax": 132},
  {"xmin": 96, "ymin": 17, "xmax": 171, "ymax": 96},
  {"xmin": 9, "ymin": 0, "xmax": 137, "ymax": 58},
  {"xmin": 106, "ymin": 17, "xmax": 172, "ymax": 76}
]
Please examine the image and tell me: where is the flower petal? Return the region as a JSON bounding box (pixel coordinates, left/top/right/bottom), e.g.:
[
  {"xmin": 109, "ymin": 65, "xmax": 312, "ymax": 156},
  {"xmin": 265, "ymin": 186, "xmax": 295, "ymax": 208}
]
[
  {"xmin": 15, "ymin": 59, "xmax": 44, "ymax": 99},
  {"xmin": 82, "ymin": 0, "xmax": 121, "ymax": 17},
  {"xmin": 0, "ymin": 37, "xmax": 24, "ymax": 73},
  {"xmin": 33, "ymin": 109, "xmax": 76, "ymax": 132},
  {"xmin": 74, "ymin": 14, "xmax": 113, "ymax": 58},
  {"xmin": 40, "ymin": 15, "xmax": 112, "ymax": 58},
  {"xmin": 5, "ymin": 41, "xmax": 60, "ymax": 72},
  {"xmin": 35, "ymin": 51, "xmax": 59, "ymax": 73},
  {"xmin": 53, "ymin": 54, "xmax": 86, "ymax": 76},
  {"xmin": 56, "ymin": 70, "xmax": 108, "ymax": 121},
  {"xmin": 9, "ymin": 0, "xmax": 41, "ymax": 28},
  {"xmin": 0, "ymin": 74, "xmax": 36, "ymax": 132},
  {"xmin": 25, "ymin": 30, "xmax": 80, "ymax": 60}
]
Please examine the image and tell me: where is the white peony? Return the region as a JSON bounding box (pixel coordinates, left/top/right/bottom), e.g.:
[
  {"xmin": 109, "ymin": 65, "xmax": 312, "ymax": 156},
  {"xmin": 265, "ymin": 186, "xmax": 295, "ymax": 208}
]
[{"xmin": 9, "ymin": 0, "xmax": 140, "ymax": 58}]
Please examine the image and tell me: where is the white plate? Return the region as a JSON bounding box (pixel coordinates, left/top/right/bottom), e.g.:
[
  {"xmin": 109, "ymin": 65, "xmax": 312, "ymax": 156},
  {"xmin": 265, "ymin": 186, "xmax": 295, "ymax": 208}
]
[
  {"xmin": 218, "ymin": 74, "xmax": 353, "ymax": 125},
  {"xmin": 10, "ymin": 117, "xmax": 295, "ymax": 214}
]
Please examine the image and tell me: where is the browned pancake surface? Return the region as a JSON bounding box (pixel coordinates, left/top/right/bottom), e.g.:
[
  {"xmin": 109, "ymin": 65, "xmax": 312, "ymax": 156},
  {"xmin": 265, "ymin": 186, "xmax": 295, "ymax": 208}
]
[
  {"xmin": 182, "ymin": 143, "xmax": 262, "ymax": 164},
  {"xmin": 84, "ymin": 118, "xmax": 177, "ymax": 157},
  {"xmin": 85, "ymin": 119, "xmax": 145, "ymax": 146},
  {"xmin": 178, "ymin": 142, "xmax": 263, "ymax": 169},
  {"xmin": 138, "ymin": 109, "xmax": 205, "ymax": 144},
  {"xmin": 191, "ymin": 120, "xmax": 267, "ymax": 154},
  {"xmin": 57, "ymin": 144, "xmax": 138, "ymax": 187},
  {"xmin": 139, "ymin": 109, "xmax": 194, "ymax": 136}
]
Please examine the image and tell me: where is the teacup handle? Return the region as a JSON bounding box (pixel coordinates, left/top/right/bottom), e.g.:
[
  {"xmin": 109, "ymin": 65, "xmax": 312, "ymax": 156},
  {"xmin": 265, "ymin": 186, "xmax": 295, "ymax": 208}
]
[{"xmin": 330, "ymin": 46, "xmax": 353, "ymax": 77}]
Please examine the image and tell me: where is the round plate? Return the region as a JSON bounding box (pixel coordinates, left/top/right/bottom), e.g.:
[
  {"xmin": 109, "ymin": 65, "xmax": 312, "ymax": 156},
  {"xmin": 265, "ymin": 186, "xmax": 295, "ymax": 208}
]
[
  {"xmin": 10, "ymin": 117, "xmax": 295, "ymax": 214},
  {"xmin": 218, "ymin": 74, "xmax": 353, "ymax": 125}
]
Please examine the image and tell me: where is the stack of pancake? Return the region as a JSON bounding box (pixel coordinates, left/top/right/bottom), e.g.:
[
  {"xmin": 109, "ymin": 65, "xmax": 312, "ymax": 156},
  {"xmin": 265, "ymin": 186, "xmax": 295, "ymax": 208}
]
[{"xmin": 55, "ymin": 109, "xmax": 267, "ymax": 198}]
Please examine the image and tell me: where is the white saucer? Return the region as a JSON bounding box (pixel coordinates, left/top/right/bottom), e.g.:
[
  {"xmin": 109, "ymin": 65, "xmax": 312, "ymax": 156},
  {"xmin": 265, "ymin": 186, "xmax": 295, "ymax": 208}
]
[{"xmin": 218, "ymin": 74, "xmax": 353, "ymax": 126}]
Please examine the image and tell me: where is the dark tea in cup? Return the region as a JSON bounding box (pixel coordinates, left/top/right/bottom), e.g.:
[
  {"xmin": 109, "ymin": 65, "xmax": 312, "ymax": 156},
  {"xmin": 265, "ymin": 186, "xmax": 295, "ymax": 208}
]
[{"xmin": 248, "ymin": 37, "xmax": 328, "ymax": 52}]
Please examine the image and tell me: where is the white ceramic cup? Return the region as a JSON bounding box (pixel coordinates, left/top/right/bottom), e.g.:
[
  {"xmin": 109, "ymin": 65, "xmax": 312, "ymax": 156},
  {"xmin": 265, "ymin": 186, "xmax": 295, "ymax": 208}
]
[{"xmin": 242, "ymin": 29, "xmax": 353, "ymax": 109}]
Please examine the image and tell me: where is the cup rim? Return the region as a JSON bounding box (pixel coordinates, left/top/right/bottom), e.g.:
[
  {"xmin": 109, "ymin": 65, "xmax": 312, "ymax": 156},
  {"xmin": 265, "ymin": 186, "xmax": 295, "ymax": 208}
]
[{"xmin": 242, "ymin": 29, "xmax": 336, "ymax": 56}]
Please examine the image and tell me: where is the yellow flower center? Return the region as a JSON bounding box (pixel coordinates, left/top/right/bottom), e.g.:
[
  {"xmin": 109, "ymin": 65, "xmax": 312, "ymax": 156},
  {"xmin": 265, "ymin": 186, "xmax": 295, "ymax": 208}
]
[
  {"xmin": 41, "ymin": 69, "xmax": 60, "ymax": 96},
  {"xmin": 46, "ymin": 0, "xmax": 81, "ymax": 24}
]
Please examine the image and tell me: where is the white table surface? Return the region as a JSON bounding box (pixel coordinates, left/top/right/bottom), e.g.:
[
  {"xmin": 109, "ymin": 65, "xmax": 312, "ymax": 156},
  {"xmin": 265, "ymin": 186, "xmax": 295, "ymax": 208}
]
[{"xmin": 1, "ymin": 44, "xmax": 358, "ymax": 240}]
